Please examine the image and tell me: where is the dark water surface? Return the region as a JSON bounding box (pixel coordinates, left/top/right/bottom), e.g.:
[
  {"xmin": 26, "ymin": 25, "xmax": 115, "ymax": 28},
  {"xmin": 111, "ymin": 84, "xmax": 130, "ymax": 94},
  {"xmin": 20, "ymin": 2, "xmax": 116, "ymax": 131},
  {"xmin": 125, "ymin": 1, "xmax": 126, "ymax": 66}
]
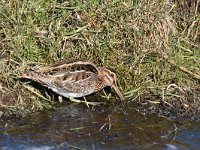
[{"xmin": 0, "ymin": 101, "xmax": 199, "ymax": 150}]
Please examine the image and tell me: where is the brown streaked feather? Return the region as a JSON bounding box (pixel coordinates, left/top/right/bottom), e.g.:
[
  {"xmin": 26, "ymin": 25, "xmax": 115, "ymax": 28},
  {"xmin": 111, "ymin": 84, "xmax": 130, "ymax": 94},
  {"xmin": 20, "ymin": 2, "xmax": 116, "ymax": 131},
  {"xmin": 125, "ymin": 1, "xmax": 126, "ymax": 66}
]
[
  {"xmin": 60, "ymin": 70, "xmax": 95, "ymax": 83},
  {"xmin": 22, "ymin": 61, "xmax": 98, "ymax": 82},
  {"xmin": 36, "ymin": 61, "xmax": 99, "ymax": 75},
  {"xmin": 22, "ymin": 70, "xmax": 97, "ymax": 87}
]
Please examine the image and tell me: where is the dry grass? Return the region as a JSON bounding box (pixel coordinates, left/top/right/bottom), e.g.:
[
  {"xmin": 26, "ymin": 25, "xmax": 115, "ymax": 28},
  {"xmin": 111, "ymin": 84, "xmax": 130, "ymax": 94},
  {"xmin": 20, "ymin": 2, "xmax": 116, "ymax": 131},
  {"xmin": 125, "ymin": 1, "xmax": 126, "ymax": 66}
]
[{"xmin": 0, "ymin": 0, "xmax": 199, "ymax": 117}]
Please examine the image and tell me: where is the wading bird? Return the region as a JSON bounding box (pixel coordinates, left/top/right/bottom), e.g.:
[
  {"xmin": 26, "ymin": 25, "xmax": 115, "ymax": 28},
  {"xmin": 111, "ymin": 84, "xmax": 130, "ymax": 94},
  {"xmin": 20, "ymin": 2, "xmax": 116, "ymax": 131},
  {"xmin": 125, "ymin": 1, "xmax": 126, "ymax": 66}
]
[{"xmin": 20, "ymin": 60, "xmax": 124, "ymax": 101}]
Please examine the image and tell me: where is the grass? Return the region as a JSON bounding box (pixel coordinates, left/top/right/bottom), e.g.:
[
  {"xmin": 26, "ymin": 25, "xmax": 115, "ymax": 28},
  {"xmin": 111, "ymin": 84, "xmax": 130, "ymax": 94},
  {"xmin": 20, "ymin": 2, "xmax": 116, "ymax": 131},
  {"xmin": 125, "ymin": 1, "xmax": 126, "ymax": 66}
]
[{"xmin": 0, "ymin": 0, "xmax": 199, "ymax": 117}]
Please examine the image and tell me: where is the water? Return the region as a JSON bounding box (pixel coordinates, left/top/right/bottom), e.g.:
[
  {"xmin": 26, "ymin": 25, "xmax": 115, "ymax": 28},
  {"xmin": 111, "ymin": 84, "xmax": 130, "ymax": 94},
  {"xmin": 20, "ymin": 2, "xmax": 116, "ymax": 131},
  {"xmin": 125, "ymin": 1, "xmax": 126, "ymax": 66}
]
[{"xmin": 0, "ymin": 101, "xmax": 199, "ymax": 150}]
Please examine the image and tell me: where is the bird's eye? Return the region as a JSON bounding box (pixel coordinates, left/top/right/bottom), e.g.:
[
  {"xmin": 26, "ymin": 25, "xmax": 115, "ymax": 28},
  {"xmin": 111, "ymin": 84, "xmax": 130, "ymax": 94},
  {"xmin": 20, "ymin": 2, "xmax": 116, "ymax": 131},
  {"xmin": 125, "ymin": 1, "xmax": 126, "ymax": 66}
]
[{"xmin": 110, "ymin": 73, "xmax": 115, "ymax": 78}]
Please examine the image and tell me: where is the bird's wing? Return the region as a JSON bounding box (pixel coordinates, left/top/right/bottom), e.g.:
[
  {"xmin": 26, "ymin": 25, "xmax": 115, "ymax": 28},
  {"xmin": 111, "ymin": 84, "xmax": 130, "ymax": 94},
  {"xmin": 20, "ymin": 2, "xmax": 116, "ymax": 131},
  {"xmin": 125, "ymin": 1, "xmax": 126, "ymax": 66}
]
[
  {"xmin": 35, "ymin": 61, "xmax": 99, "ymax": 75},
  {"xmin": 35, "ymin": 70, "xmax": 96, "ymax": 95},
  {"xmin": 20, "ymin": 61, "xmax": 99, "ymax": 95}
]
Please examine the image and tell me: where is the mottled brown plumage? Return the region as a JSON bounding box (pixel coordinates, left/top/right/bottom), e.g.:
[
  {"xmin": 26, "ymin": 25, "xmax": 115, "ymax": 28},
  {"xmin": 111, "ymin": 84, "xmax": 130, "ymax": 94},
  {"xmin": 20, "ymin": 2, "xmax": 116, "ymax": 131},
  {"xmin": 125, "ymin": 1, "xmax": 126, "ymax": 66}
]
[{"xmin": 20, "ymin": 61, "xmax": 124, "ymax": 100}]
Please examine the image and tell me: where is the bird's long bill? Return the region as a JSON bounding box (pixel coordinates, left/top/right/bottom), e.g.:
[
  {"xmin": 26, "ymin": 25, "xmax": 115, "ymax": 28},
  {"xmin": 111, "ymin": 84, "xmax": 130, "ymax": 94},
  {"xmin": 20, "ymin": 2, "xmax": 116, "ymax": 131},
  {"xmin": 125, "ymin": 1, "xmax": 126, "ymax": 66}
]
[{"xmin": 112, "ymin": 85, "xmax": 125, "ymax": 100}]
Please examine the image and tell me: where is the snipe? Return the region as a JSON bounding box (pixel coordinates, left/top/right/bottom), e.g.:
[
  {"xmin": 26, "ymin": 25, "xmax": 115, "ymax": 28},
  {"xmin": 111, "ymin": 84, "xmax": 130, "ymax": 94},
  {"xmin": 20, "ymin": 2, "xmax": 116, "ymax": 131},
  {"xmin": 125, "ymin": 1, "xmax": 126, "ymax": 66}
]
[{"xmin": 20, "ymin": 60, "xmax": 124, "ymax": 100}]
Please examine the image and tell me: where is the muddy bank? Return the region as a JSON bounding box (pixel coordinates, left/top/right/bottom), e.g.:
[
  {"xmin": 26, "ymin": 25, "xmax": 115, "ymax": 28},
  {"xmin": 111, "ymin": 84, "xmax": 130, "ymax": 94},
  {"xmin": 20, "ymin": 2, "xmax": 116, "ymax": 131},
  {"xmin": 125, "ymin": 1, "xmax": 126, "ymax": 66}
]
[
  {"xmin": 135, "ymin": 87, "xmax": 200, "ymax": 120},
  {"xmin": 0, "ymin": 86, "xmax": 200, "ymax": 120}
]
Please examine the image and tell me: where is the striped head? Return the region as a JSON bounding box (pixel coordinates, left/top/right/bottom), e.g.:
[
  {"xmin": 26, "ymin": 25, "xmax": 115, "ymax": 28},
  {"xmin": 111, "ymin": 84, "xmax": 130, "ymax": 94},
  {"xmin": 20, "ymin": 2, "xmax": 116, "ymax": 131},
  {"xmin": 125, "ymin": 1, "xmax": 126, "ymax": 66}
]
[{"xmin": 99, "ymin": 67, "xmax": 125, "ymax": 100}]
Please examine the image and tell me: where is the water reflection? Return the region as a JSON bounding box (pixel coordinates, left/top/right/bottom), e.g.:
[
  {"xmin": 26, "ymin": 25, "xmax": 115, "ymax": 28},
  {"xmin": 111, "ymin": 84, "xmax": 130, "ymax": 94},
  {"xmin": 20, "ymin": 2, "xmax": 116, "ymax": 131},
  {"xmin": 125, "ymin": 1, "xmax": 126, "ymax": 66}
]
[
  {"xmin": 172, "ymin": 121, "xmax": 200, "ymax": 149},
  {"xmin": 0, "ymin": 101, "xmax": 198, "ymax": 149}
]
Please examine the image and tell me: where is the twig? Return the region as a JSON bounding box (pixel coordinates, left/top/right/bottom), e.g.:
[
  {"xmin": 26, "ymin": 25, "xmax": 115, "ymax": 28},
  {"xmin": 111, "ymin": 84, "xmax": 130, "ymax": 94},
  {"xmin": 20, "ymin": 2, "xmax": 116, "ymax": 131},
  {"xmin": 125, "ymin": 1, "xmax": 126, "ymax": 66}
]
[
  {"xmin": 67, "ymin": 144, "xmax": 87, "ymax": 150},
  {"xmin": 167, "ymin": 59, "xmax": 200, "ymax": 81},
  {"xmin": 159, "ymin": 51, "xmax": 200, "ymax": 81},
  {"xmin": 99, "ymin": 123, "xmax": 107, "ymax": 131},
  {"xmin": 108, "ymin": 115, "xmax": 112, "ymax": 130}
]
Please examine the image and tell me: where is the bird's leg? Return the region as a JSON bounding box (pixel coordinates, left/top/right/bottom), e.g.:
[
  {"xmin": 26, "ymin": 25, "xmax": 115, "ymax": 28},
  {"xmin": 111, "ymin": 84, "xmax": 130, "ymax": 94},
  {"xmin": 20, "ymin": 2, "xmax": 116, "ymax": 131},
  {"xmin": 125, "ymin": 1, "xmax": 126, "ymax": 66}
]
[
  {"xmin": 69, "ymin": 97, "xmax": 105, "ymax": 106},
  {"xmin": 58, "ymin": 96, "xmax": 63, "ymax": 103},
  {"xmin": 83, "ymin": 97, "xmax": 106, "ymax": 106},
  {"xmin": 69, "ymin": 97, "xmax": 82, "ymax": 103},
  {"xmin": 83, "ymin": 97, "xmax": 89, "ymax": 108}
]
